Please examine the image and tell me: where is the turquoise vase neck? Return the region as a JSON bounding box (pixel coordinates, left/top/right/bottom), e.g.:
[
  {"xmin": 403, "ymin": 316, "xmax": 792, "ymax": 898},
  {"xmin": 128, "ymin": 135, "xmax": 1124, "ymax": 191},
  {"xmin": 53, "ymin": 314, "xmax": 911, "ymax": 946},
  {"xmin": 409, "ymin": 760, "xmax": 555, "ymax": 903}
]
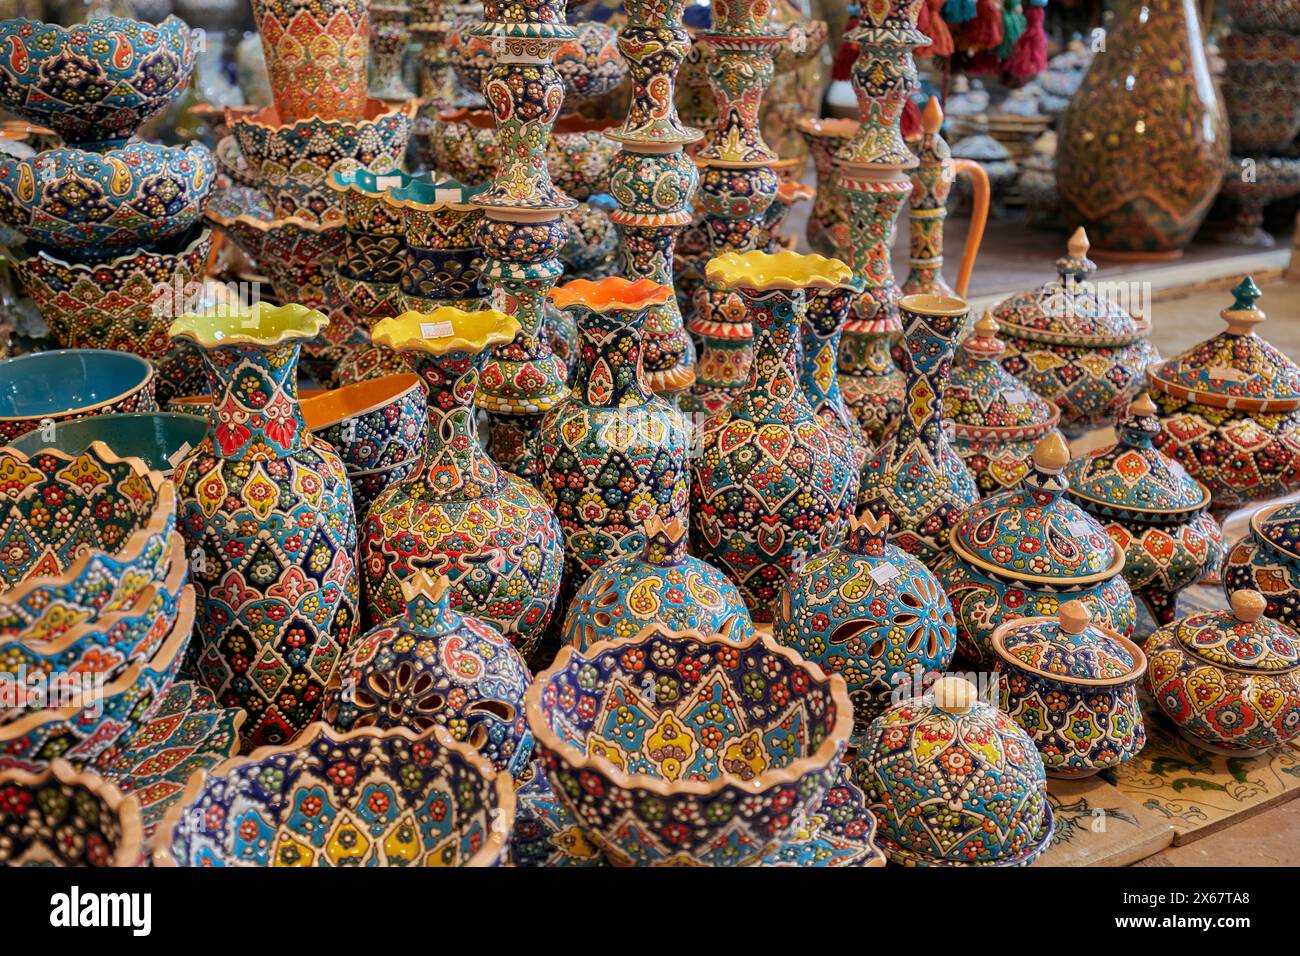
[
  {"xmin": 572, "ymin": 306, "xmax": 655, "ymax": 408},
  {"xmin": 736, "ymin": 287, "xmax": 809, "ymax": 421}
]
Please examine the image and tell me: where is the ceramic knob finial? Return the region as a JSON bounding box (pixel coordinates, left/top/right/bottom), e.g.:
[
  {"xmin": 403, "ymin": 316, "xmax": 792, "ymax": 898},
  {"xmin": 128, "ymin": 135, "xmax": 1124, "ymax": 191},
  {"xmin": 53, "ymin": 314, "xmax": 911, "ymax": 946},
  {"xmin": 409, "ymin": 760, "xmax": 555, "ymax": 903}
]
[
  {"xmin": 922, "ymin": 96, "xmax": 943, "ymax": 137},
  {"xmin": 1221, "ymin": 277, "xmax": 1265, "ymax": 337},
  {"xmin": 932, "ymin": 675, "xmax": 978, "ymax": 715},
  {"xmin": 1230, "ymin": 589, "xmax": 1268, "ymax": 623},
  {"xmin": 1130, "ymin": 392, "xmax": 1157, "ymax": 418},
  {"xmin": 1068, "ymin": 226, "xmax": 1089, "ymax": 260},
  {"xmin": 1032, "ymin": 431, "xmax": 1071, "ymax": 474},
  {"xmin": 974, "ymin": 309, "xmax": 999, "ymax": 339},
  {"xmin": 1059, "ymin": 600, "xmax": 1091, "ymax": 634}
]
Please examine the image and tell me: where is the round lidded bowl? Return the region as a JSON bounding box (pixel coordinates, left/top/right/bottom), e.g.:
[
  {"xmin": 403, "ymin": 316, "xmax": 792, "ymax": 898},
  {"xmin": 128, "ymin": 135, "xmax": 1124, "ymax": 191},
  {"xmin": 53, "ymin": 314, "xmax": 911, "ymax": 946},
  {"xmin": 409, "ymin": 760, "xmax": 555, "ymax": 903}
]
[
  {"xmin": 854, "ymin": 675, "xmax": 1054, "ymax": 866},
  {"xmin": 0, "ymin": 760, "xmax": 143, "ymax": 867},
  {"xmin": 526, "ymin": 626, "xmax": 854, "ymax": 866},
  {"xmin": 1224, "ymin": 500, "xmax": 1300, "ymax": 631},
  {"xmin": 1145, "ymin": 590, "xmax": 1300, "ymax": 755},
  {"xmin": 0, "ymin": 350, "xmax": 157, "ymax": 444},
  {"xmin": 992, "ymin": 601, "xmax": 1147, "ymax": 777},
  {"xmin": 991, "ymin": 228, "xmax": 1159, "ymax": 432},
  {"xmin": 5, "ymin": 412, "xmax": 207, "ymax": 477},
  {"xmin": 153, "ymin": 722, "xmax": 515, "ymax": 866}
]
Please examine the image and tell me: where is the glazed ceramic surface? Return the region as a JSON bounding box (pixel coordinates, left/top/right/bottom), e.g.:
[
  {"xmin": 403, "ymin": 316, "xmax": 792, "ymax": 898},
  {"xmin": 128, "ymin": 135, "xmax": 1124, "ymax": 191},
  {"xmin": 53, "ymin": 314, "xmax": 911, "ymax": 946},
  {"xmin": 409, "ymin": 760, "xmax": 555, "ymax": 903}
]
[
  {"xmin": 170, "ymin": 305, "xmax": 360, "ymax": 751},
  {"xmin": 0, "ymin": 761, "xmax": 142, "ymax": 866},
  {"xmin": 0, "ymin": 349, "xmax": 157, "ymax": 445},
  {"xmin": 302, "ymin": 373, "xmax": 427, "ymax": 473},
  {"xmin": 803, "ymin": 278, "xmax": 869, "ymax": 469},
  {"xmin": 992, "ymin": 602, "xmax": 1147, "ymax": 778},
  {"xmin": 251, "ymin": 0, "xmax": 370, "ymax": 124},
  {"xmin": 5, "ymin": 412, "xmax": 207, "ymax": 477},
  {"xmin": 774, "ymin": 511, "xmax": 957, "ymax": 745},
  {"xmin": 1145, "ymin": 591, "xmax": 1300, "ymax": 755},
  {"xmin": 795, "ymin": 116, "xmax": 856, "ymax": 257},
  {"xmin": 527, "ymin": 628, "xmax": 853, "ymax": 866},
  {"xmin": 1221, "ymin": 32, "xmax": 1300, "ymax": 154},
  {"xmin": 154, "ymin": 723, "xmax": 515, "ymax": 866},
  {"xmin": 1224, "ymin": 501, "xmax": 1300, "ymax": 631},
  {"xmin": 691, "ymin": 252, "xmax": 859, "ymax": 622}
]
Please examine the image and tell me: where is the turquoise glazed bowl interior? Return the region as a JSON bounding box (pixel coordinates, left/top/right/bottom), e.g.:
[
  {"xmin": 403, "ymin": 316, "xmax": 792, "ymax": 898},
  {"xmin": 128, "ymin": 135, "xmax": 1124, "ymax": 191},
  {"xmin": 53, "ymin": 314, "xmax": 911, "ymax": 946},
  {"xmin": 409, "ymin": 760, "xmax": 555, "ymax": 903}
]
[
  {"xmin": 6, "ymin": 412, "xmax": 206, "ymax": 475},
  {"xmin": 527, "ymin": 629, "xmax": 852, "ymax": 866},
  {"xmin": 0, "ymin": 350, "xmax": 154, "ymax": 423}
]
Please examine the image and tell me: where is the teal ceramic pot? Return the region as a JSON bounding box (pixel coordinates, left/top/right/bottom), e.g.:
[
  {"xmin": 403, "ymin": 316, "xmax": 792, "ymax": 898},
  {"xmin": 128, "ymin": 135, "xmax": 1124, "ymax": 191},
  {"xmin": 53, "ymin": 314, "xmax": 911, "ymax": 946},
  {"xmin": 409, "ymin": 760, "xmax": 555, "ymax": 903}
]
[
  {"xmin": 0, "ymin": 15, "xmax": 197, "ymax": 148},
  {"xmin": 324, "ymin": 571, "xmax": 534, "ymax": 775},
  {"xmin": 0, "ymin": 142, "xmax": 216, "ymax": 257},
  {"xmin": 527, "ymin": 628, "xmax": 854, "ymax": 866},
  {"xmin": 152, "ymin": 723, "xmax": 515, "ymax": 866},
  {"xmin": 932, "ymin": 433, "xmax": 1138, "ymax": 666},
  {"xmin": 0, "ymin": 349, "xmax": 157, "ymax": 444},
  {"xmin": 6, "ymin": 412, "xmax": 207, "ymax": 477},
  {"xmin": 562, "ymin": 515, "xmax": 754, "ymax": 651},
  {"xmin": 169, "ymin": 304, "xmax": 360, "ymax": 752},
  {"xmin": 991, "ymin": 602, "xmax": 1147, "ymax": 778},
  {"xmin": 853, "ymin": 675, "xmax": 1054, "ymax": 867},
  {"xmin": 0, "ymin": 761, "xmax": 144, "ymax": 867},
  {"xmin": 774, "ymin": 511, "xmax": 958, "ymax": 745},
  {"xmin": 1224, "ymin": 501, "xmax": 1300, "ymax": 632}
]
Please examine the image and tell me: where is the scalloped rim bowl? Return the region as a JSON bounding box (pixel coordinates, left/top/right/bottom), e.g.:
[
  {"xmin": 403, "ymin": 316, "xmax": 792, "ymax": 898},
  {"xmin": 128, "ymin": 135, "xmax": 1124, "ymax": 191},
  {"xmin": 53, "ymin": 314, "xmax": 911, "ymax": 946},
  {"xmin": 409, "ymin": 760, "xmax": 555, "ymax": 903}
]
[
  {"xmin": 0, "ymin": 759, "xmax": 144, "ymax": 866},
  {"xmin": 169, "ymin": 302, "xmax": 329, "ymax": 349},
  {"xmin": 372, "ymin": 307, "xmax": 520, "ymax": 355}
]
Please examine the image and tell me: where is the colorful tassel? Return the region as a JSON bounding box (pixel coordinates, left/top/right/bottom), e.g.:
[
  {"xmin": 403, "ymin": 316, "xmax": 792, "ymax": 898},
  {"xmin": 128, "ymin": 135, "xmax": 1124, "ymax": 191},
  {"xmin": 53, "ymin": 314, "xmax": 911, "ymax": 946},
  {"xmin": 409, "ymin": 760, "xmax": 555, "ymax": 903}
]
[
  {"xmin": 942, "ymin": 0, "xmax": 978, "ymax": 24},
  {"xmin": 916, "ymin": 0, "xmax": 955, "ymax": 57},
  {"xmin": 831, "ymin": 13, "xmax": 860, "ymax": 83},
  {"xmin": 959, "ymin": 0, "xmax": 1004, "ymax": 51},
  {"xmin": 902, "ymin": 96, "xmax": 922, "ymax": 140},
  {"xmin": 1003, "ymin": 3, "xmax": 1048, "ymax": 80},
  {"xmin": 998, "ymin": 0, "xmax": 1026, "ymax": 60}
]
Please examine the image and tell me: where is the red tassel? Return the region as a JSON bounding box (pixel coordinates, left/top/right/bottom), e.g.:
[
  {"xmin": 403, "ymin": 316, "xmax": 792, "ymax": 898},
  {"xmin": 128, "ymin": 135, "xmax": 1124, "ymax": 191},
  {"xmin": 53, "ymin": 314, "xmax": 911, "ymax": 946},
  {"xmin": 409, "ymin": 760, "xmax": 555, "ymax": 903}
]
[
  {"xmin": 957, "ymin": 0, "xmax": 1004, "ymax": 51},
  {"xmin": 831, "ymin": 13, "xmax": 860, "ymax": 82},
  {"xmin": 1003, "ymin": 4, "xmax": 1047, "ymax": 80},
  {"xmin": 902, "ymin": 96, "xmax": 922, "ymax": 140},
  {"xmin": 916, "ymin": 0, "xmax": 954, "ymax": 58},
  {"xmin": 958, "ymin": 49, "xmax": 1001, "ymax": 75}
]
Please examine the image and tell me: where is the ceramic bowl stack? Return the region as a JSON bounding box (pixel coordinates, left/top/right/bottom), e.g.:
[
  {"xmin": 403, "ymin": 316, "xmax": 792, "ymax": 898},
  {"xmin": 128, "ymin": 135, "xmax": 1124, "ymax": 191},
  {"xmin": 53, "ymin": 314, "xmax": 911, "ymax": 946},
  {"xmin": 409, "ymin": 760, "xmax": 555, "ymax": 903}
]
[
  {"xmin": 0, "ymin": 443, "xmax": 195, "ymax": 774},
  {"xmin": 0, "ymin": 349, "xmax": 159, "ymax": 445},
  {"xmin": 0, "ymin": 15, "xmax": 217, "ymax": 406}
]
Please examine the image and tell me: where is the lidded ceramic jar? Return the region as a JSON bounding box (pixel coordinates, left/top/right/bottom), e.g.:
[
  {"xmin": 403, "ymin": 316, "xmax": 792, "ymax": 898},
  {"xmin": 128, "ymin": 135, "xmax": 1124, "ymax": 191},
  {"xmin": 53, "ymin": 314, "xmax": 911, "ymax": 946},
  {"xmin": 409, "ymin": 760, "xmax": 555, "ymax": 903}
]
[
  {"xmin": 991, "ymin": 601, "xmax": 1147, "ymax": 778},
  {"xmin": 933, "ymin": 432, "xmax": 1138, "ymax": 667},
  {"xmin": 1224, "ymin": 500, "xmax": 1300, "ymax": 631},
  {"xmin": 1066, "ymin": 393, "xmax": 1223, "ymax": 626},
  {"xmin": 944, "ymin": 310, "xmax": 1061, "ymax": 495},
  {"xmin": 991, "ymin": 228, "xmax": 1159, "ymax": 433},
  {"xmin": 1145, "ymin": 590, "xmax": 1300, "ymax": 755},
  {"xmin": 854, "ymin": 675, "xmax": 1054, "ymax": 867},
  {"xmin": 774, "ymin": 511, "xmax": 958, "ymax": 746},
  {"xmin": 1148, "ymin": 278, "xmax": 1300, "ymax": 511}
]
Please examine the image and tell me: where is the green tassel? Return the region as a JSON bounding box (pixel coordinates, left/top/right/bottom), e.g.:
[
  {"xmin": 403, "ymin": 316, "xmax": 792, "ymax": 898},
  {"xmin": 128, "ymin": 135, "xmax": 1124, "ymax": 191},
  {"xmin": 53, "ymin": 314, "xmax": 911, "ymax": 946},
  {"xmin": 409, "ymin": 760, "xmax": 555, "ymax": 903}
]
[{"xmin": 999, "ymin": 0, "xmax": 1026, "ymax": 60}]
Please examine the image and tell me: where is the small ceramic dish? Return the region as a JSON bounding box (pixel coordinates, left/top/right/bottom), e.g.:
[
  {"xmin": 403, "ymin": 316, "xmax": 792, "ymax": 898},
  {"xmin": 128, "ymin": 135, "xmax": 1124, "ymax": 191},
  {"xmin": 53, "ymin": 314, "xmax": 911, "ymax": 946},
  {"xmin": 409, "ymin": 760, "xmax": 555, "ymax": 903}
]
[
  {"xmin": 6, "ymin": 412, "xmax": 207, "ymax": 477},
  {"xmin": 302, "ymin": 373, "xmax": 426, "ymax": 472},
  {"xmin": 0, "ymin": 759, "xmax": 143, "ymax": 866},
  {"xmin": 0, "ymin": 351, "xmax": 157, "ymax": 444}
]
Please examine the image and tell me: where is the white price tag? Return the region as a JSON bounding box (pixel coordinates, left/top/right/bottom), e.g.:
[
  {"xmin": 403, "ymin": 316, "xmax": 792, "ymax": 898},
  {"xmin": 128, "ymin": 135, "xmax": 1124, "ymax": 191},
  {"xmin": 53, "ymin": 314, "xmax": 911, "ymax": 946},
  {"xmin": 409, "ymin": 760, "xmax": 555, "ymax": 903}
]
[
  {"xmin": 376, "ymin": 174, "xmax": 405, "ymax": 191},
  {"xmin": 1208, "ymin": 366, "xmax": 1248, "ymax": 382},
  {"xmin": 1005, "ymin": 388, "xmax": 1029, "ymax": 404},
  {"xmin": 1066, "ymin": 519, "xmax": 1093, "ymax": 537},
  {"xmin": 167, "ymin": 441, "xmax": 193, "ymax": 470},
  {"xmin": 421, "ymin": 321, "xmax": 454, "ymax": 339},
  {"xmin": 868, "ymin": 564, "xmax": 900, "ymax": 586},
  {"xmin": 434, "ymin": 187, "xmax": 463, "ymax": 203}
]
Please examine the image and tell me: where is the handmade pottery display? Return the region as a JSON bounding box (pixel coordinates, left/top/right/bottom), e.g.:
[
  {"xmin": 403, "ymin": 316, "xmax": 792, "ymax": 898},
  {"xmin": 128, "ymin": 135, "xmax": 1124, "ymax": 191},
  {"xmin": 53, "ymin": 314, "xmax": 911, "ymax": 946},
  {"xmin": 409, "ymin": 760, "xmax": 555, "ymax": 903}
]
[
  {"xmin": 857, "ymin": 294, "xmax": 979, "ymax": 567},
  {"xmin": 992, "ymin": 601, "xmax": 1147, "ymax": 778},
  {"xmin": 1145, "ymin": 590, "xmax": 1300, "ymax": 755},
  {"xmin": 5, "ymin": 412, "xmax": 207, "ymax": 477},
  {"xmin": 553, "ymin": 20, "xmax": 626, "ymax": 103},
  {"xmin": 944, "ymin": 312, "xmax": 1061, "ymax": 496},
  {"xmin": 383, "ymin": 175, "xmax": 487, "ymax": 313},
  {"xmin": 683, "ymin": 284, "xmax": 753, "ymax": 415},
  {"xmin": 526, "ymin": 627, "xmax": 853, "ymax": 866},
  {"xmin": 1066, "ymin": 393, "xmax": 1223, "ymax": 625},
  {"xmin": 1148, "ymin": 278, "xmax": 1300, "ymax": 511},
  {"xmin": 328, "ymin": 167, "xmax": 413, "ymax": 334},
  {"xmin": 250, "ymin": 0, "xmax": 370, "ymax": 124},
  {"xmin": 992, "ymin": 229, "xmax": 1159, "ymax": 433},
  {"xmin": 370, "ymin": 4, "xmax": 416, "ymax": 102},
  {"xmin": 361, "ymin": 308, "xmax": 564, "ymax": 653},
  {"xmin": 774, "ymin": 511, "xmax": 957, "ymax": 745},
  {"xmin": 1219, "ymin": 31, "xmax": 1300, "ymax": 155},
  {"xmin": 802, "ymin": 276, "xmax": 869, "ymax": 470},
  {"xmin": 1223, "ymin": 500, "xmax": 1300, "ymax": 631},
  {"xmin": 0, "ymin": 761, "xmax": 143, "ymax": 866},
  {"xmin": 933, "ymin": 433, "xmax": 1139, "ymax": 667},
  {"xmin": 169, "ymin": 303, "xmax": 360, "ymax": 751},
  {"xmin": 153, "ymin": 723, "xmax": 515, "ymax": 866},
  {"xmin": 0, "ymin": 349, "xmax": 157, "ymax": 444},
  {"xmin": 538, "ymin": 277, "xmax": 690, "ymax": 601},
  {"xmin": 563, "ymin": 515, "xmax": 753, "ymax": 651},
  {"xmin": 324, "ymin": 571, "xmax": 534, "ymax": 776},
  {"xmin": 854, "ymin": 675, "xmax": 1054, "ymax": 867},
  {"xmin": 691, "ymin": 251, "xmax": 859, "ymax": 622}
]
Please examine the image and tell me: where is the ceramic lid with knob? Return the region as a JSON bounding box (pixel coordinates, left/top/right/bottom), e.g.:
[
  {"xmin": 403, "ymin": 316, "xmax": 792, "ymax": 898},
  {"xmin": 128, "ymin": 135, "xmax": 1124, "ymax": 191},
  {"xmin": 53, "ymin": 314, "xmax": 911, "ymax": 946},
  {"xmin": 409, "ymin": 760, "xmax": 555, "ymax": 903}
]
[
  {"xmin": 990, "ymin": 228, "xmax": 1150, "ymax": 347},
  {"xmin": 1064, "ymin": 392, "xmax": 1211, "ymax": 519},
  {"xmin": 950, "ymin": 432, "xmax": 1124, "ymax": 584},
  {"xmin": 1148, "ymin": 278, "xmax": 1300, "ymax": 413},
  {"xmin": 1251, "ymin": 500, "xmax": 1300, "ymax": 562},
  {"xmin": 944, "ymin": 311, "xmax": 1061, "ymax": 437},
  {"xmin": 991, "ymin": 600, "xmax": 1147, "ymax": 686},
  {"xmin": 1167, "ymin": 590, "xmax": 1300, "ymax": 674},
  {"xmin": 855, "ymin": 675, "xmax": 1054, "ymax": 866}
]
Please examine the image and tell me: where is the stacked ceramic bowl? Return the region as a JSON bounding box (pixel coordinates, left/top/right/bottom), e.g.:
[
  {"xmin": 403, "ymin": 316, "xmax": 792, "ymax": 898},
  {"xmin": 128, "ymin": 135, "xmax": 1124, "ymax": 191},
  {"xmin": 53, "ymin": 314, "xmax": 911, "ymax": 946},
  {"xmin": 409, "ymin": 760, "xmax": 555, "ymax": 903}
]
[
  {"xmin": 0, "ymin": 443, "xmax": 194, "ymax": 775},
  {"xmin": 0, "ymin": 15, "xmax": 216, "ymax": 405}
]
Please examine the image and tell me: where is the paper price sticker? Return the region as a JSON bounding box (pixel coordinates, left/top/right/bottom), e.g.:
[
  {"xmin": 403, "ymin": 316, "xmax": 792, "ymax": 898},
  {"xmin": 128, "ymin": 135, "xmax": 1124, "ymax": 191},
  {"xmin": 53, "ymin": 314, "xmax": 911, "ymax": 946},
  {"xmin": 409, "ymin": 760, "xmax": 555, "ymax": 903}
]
[
  {"xmin": 167, "ymin": 441, "xmax": 193, "ymax": 470},
  {"xmin": 1005, "ymin": 388, "xmax": 1029, "ymax": 404},
  {"xmin": 868, "ymin": 564, "xmax": 900, "ymax": 586},
  {"xmin": 1207, "ymin": 366, "xmax": 1249, "ymax": 382},
  {"xmin": 421, "ymin": 321, "xmax": 454, "ymax": 339},
  {"xmin": 1066, "ymin": 519, "xmax": 1094, "ymax": 537},
  {"xmin": 434, "ymin": 187, "xmax": 464, "ymax": 204}
]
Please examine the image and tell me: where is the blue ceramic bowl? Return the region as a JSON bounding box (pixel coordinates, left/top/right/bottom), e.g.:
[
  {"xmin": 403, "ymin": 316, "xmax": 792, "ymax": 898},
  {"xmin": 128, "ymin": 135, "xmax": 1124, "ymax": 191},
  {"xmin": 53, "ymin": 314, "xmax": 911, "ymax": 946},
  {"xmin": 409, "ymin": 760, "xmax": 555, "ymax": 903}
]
[
  {"xmin": 0, "ymin": 350, "xmax": 156, "ymax": 444},
  {"xmin": 6, "ymin": 412, "xmax": 207, "ymax": 476},
  {"xmin": 0, "ymin": 141, "xmax": 216, "ymax": 256},
  {"xmin": 0, "ymin": 16, "xmax": 197, "ymax": 148}
]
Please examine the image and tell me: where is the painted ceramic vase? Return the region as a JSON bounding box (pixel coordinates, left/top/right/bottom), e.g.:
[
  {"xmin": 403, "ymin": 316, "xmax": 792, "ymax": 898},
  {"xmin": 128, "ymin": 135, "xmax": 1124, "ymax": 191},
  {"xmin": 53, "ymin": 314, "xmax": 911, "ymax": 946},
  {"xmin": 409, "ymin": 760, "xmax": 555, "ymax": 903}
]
[
  {"xmin": 370, "ymin": 4, "xmax": 416, "ymax": 102},
  {"xmin": 251, "ymin": 0, "xmax": 370, "ymax": 124},
  {"xmin": 857, "ymin": 294, "xmax": 979, "ymax": 567},
  {"xmin": 361, "ymin": 308, "xmax": 564, "ymax": 655},
  {"xmin": 854, "ymin": 675, "xmax": 1054, "ymax": 867},
  {"xmin": 1066, "ymin": 393, "xmax": 1223, "ymax": 626},
  {"xmin": 383, "ymin": 176, "xmax": 488, "ymax": 312},
  {"xmin": 945, "ymin": 312, "xmax": 1061, "ymax": 496},
  {"xmin": 169, "ymin": 304, "xmax": 360, "ymax": 751},
  {"xmin": 1148, "ymin": 278, "xmax": 1300, "ymax": 511},
  {"xmin": 684, "ymin": 285, "xmax": 753, "ymax": 415},
  {"xmin": 795, "ymin": 116, "xmax": 856, "ymax": 258},
  {"xmin": 690, "ymin": 251, "xmax": 859, "ymax": 622},
  {"xmin": 0, "ymin": 761, "xmax": 143, "ymax": 867},
  {"xmin": 538, "ymin": 277, "xmax": 691, "ymax": 600},
  {"xmin": 803, "ymin": 276, "xmax": 869, "ymax": 470},
  {"xmin": 1056, "ymin": 0, "xmax": 1228, "ymax": 255},
  {"xmin": 562, "ymin": 515, "xmax": 754, "ymax": 651},
  {"xmin": 153, "ymin": 723, "xmax": 515, "ymax": 866},
  {"xmin": 1145, "ymin": 590, "xmax": 1300, "ymax": 755},
  {"xmin": 554, "ymin": 20, "xmax": 626, "ymax": 104},
  {"xmin": 1223, "ymin": 501, "xmax": 1300, "ymax": 632},
  {"xmin": 992, "ymin": 601, "xmax": 1147, "ymax": 778},
  {"xmin": 933, "ymin": 433, "xmax": 1139, "ymax": 667},
  {"xmin": 526, "ymin": 627, "xmax": 854, "ymax": 866},
  {"xmin": 992, "ymin": 229, "xmax": 1159, "ymax": 433},
  {"xmin": 324, "ymin": 571, "xmax": 533, "ymax": 775},
  {"xmin": 774, "ymin": 511, "xmax": 957, "ymax": 745},
  {"xmin": 1220, "ymin": 32, "xmax": 1300, "ymax": 155}
]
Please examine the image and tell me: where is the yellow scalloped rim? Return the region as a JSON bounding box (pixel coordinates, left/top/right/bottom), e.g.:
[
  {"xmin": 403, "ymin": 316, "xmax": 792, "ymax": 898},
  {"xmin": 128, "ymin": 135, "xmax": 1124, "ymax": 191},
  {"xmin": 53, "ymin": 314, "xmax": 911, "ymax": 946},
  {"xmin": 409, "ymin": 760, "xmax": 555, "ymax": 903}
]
[
  {"xmin": 372, "ymin": 307, "xmax": 520, "ymax": 355},
  {"xmin": 169, "ymin": 302, "xmax": 328, "ymax": 349},
  {"xmin": 705, "ymin": 250, "xmax": 855, "ymax": 291},
  {"xmin": 548, "ymin": 276, "xmax": 672, "ymax": 313}
]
